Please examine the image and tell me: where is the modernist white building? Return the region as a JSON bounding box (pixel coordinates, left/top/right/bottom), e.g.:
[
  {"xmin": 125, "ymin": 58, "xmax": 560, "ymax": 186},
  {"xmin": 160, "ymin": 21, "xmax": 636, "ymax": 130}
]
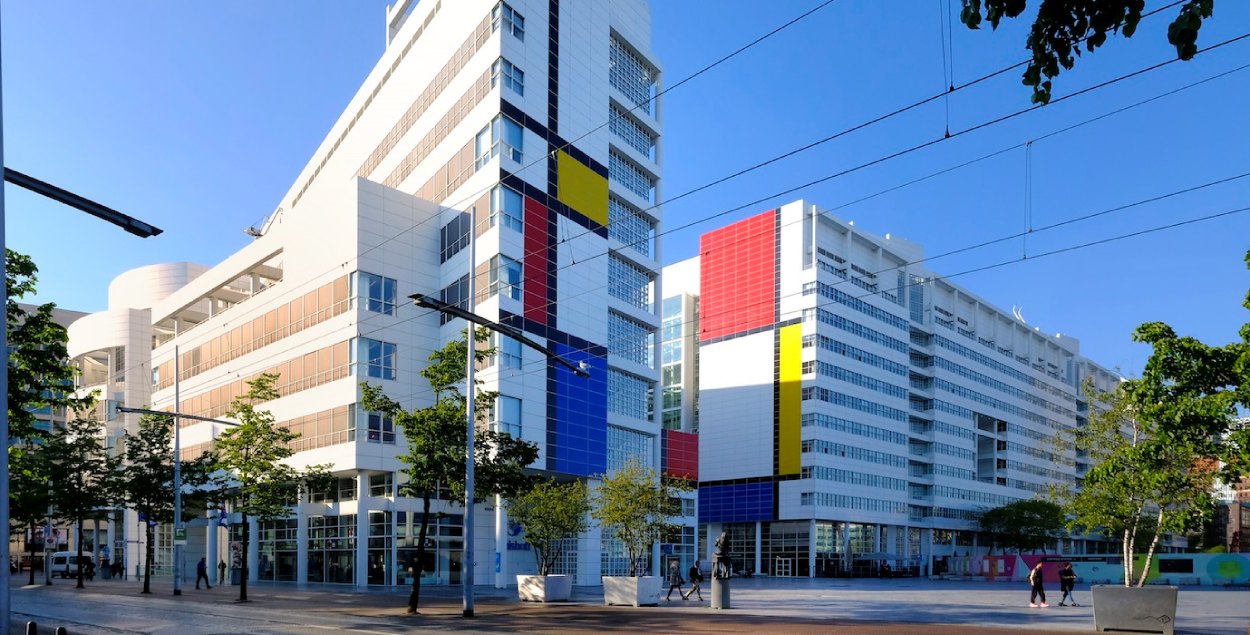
[
  {"xmin": 68, "ymin": 0, "xmax": 668, "ymax": 588},
  {"xmin": 665, "ymin": 200, "xmax": 1122, "ymax": 577}
]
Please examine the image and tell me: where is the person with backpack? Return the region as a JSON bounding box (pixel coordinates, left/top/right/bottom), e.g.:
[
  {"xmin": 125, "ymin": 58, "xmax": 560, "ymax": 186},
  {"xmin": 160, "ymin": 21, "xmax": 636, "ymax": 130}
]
[
  {"xmin": 683, "ymin": 560, "xmax": 705, "ymax": 601},
  {"xmin": 665, "ymin": 560, "xmax": 686, "ymax": 601},
  {"xmin": 1028, "ymin": 562, "xmax": 1048, "ymax": 608},
  {"xmin": 1058, "ymin": 562, "xmax": 1079, "ymax": 606}
]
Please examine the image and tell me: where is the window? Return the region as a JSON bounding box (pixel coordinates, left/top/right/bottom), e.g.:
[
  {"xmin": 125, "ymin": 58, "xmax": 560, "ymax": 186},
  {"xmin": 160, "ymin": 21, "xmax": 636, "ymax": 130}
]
[
  {"xmin": 489, "ymin": 255, "xmax": 522, "ymax": 301},
  {"xmin": 490, "ymin": 185, "xmax": 524, "ymax": 233},
  {"xmin": 491, "ymin": 58, "xmax": 524, "ymax": 96},
  {"xmin": 440, "ymin": 212, "xmax": 471, "ymax": 263},
  {"xmin": 609, "ymin": 151, "xmax": 654, "ymax": 202},
  {"xmin": 609, "ymin": 106, "xmax": 655, "ymax": 159},
  {"xmin": 367, "ymin": 412, "xmax": 395, "ymax": 444},
  {"xmin": 494, "ymin": 396, "xmax": 521, "ymax": 437},
  {"xmin": 438, "ymin": 274, "xmax": 470, "ymax": 325},
  {"xmin": 369, "ymin": 472, "xmax": 393, "ymax": 496},
  {"xmin": 608, "ymin": 197, "xmax": 654, "ymax": 258},
  {"xmin": 494, "ymin": 333, "xmax": 522, "ymax": 370},
  {"xmin": 609, "ymin": 37, "xmax": 655, "ymax": 113},
  {"xmin": 491, "ymin": 2, "xmax": 524, "ymax": 40},
  {"xmin": 608, "ymin": 255, "xmax": 653, "ymax": 310},
  {"xmin": 358, "ymin": 272, "xmax": 397, "ymax": 315},
  {"xmin": 357, "ymin": 338, "xmax": 396, "ymax": 380},
  {"xmin": 475, "ymin": 115, "xmax": 523, "ymax": 168}
]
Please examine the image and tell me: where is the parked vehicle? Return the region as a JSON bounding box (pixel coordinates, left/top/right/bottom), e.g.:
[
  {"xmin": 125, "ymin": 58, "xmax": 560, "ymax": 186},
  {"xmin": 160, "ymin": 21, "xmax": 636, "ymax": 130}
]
[{"xmin": 49, "ymin": 552, "xmax": 89, "ymax": 578}]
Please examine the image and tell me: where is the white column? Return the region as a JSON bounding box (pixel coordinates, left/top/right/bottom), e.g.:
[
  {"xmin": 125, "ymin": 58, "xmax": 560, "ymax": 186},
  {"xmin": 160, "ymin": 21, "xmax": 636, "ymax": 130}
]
[
  {"xmin": 355, "ymin": 471, "xmax": 369, "ymax": 588},
  {"xmin": 808, "ymin": 520, "xmax": 817, "ymax": 578},
  {"xmin": 494, "ymin": 497, "xmax": 507, "ymax": 588},
  {"xmin": 841, "ymin": 521, "xmax": 851, "ymax": 573},
  {"xmin": 247, "ymin": 517, "xmax": 259, "ymax": 583},
  {"xmin": 206, "ymin": 512, "xmax": 218, "ymax": 586},
  {"xmin": 753, "ymin": 522, "xmax": 762, "ymax": 576}
]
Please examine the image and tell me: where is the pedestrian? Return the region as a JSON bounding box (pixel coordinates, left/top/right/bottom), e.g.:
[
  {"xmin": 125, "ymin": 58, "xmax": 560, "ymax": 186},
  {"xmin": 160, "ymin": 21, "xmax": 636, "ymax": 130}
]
[
  {"xmin": 218, "ymin": 559, "xmax": 227, "ymax": 586},
  {"xmin": 195, "ymin": 557, "xmax": 213, "ymax": 590},
  {"xmin": 684, "ymin": 560, "xmax": 705, "ymax": 601},
  {"xmin": 1028, "ymin": 562, "xmax": 1048, "ymax": 608},
  {"xmin": 665, "ymin": 560, "xmax": 686, "ymax": 601},
  {"xmin": 85, "ymin": 559, "xmax": 95, "ymax": 581},
  {"xmin": 1058, "ymin": 562, "xmax": 1078, "ymax": 606}
]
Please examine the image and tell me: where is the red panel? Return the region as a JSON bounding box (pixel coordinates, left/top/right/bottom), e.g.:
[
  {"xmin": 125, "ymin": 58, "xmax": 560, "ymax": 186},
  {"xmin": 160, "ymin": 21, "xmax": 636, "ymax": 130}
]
[
  {"xmin": 699, "ymin": 210, "xmax": 777, "ymax": 341},
  {"xmin": 662, "ymin": 429, "xmax": 699, "ymax": 481},
  {"xmin": 523, "ymin": 196, "xmax": 550, "ymax": 325}
]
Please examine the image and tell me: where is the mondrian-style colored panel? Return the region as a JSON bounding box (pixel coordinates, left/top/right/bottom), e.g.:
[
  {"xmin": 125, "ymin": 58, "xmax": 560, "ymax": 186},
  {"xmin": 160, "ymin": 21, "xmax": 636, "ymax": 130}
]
[
  {"xmin": 662, "ymin": 429, "xmax": 699, "ymax": 480},
  {"xmin": 776, "ymin": 323, "xmax": 802, "ymax": 475},
  {"xmin": 698, "ymin": 481, "xmax": 773, "ymax": 524},
  {"xmin": 547, "ymin": 341, "xmax": 608, "ymax": 476},
  {"xmin": 699, "ymin": 210, "xmax": 777, "ymax": 341},
  {"xmin": 523, "ymin": 195, "xmax": 552, "ymax": 325},
  {"xmin": 555, "ymin": 149, "xmax": 609, "ymax": 226}
]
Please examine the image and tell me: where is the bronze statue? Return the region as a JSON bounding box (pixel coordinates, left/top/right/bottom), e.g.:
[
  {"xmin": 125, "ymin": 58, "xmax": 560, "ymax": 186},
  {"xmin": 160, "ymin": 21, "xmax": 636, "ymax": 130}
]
[{"xmin": 712, "ymin": 530, "xmax": 731, "ymax": 579}]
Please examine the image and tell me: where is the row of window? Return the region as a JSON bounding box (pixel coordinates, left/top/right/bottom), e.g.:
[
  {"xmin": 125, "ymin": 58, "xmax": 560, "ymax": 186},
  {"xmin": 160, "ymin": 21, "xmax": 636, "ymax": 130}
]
[
  {"xmin": 935, "ymin": 378, "xmax": 1065, "ymax": 431},
  {"xmin": 801, "ymin": 465, "xmax": 907, "ymax": 491},
  {"xmin": 799, "ymin": 492, "xmax": 908, "ymax": 514},
  {"xmin": 608, "ymin": 255, "xmax": 653, "ymax": 310},
  {"xmin": 804, "ymin": 282, "xmax": 909, "ymax": 331},
  {"xmin": 1004, "ymin": 459, "xmax": 1072, "ymax": 482},
  {"xmin": 805, "ymin": 361, "xmax": 908, "ymax": 400},
  {"xmin": 804, "ymin": 309, "xmax": 909, "ymax": 354},
  {"xmin": 608, "ymin": 197, "xmax": 654, "ymax": 258},
  {"xmin": 934, "ymin": 356, "xmax": 1075, "ymax": 418},
  {"xmin": 933, "ymin": 486, "xmax": 1013, "ymax": 507},
  {"xmin": 608, "ymin": 311, "xmax": 653, "ymax": 366},
  {"xmin": 609, "ymin": 105, "xmax": 656, "ymax": 159},
  {"xmin": 475, "ymin": 114, "xmax": 524, "ymax": 169},
  {"xmin": 609, "ymin": 37, "xmax": 656, "ymax": 114},
  {"xmin": 932, "ymin": 420, "xmax": 977, "ymax": 441},
  {"xmin": 800, "ymin": 439, "xmax": 908, "ymax": 468},
  {"xmin": 800, "ymin": 412, "xmax": 907, "ymax": 445},
  {"xmin": 933, "ymin": 335, "xmax": 1076, "ymax": 402},
  {"xmin": 608, "ymin": 369, "xmax": 650, "ymax": 420},
  {"xmin": 933, "ymin": 463, "xmax": 977, "ymax": 480},
  {"xmin": 803, "ymin": 334, "xmax": 907, "ymax": 376},
  {"xmin": 931, "ymin": 442, "xmax": 975, "ymax": 461},
  {"xmin": 608, "ymin": 151, "xmax": 655, "ymax": 202},
  {"xmin": 801, "ymin": 387, "xmax": 908, "ymax": 423}
]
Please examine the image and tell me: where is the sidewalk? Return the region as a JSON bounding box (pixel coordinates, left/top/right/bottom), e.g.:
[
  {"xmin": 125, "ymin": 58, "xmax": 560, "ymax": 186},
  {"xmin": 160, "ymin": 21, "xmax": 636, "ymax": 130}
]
[{"xmin": 11, "ymin": 574, "xmax": 1250, "ymax": 634}]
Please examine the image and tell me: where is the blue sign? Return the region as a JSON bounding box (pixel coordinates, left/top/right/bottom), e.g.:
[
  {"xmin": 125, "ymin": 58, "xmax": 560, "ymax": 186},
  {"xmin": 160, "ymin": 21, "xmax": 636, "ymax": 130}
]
[{"xmin": 495, "ymin": 552, "xmax": 501, "ymax": 573}]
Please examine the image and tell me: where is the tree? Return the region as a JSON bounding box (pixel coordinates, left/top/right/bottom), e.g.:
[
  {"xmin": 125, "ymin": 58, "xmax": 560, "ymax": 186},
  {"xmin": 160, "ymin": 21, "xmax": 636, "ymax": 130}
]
[
  {"xmin": 592, "ymin": 458, "xmax": 688, "ymax": 577},
  {"xmin": 959, "ymin": 0, "xmax": 1216, "ymax": 103},
  {"xmin": 507, "ymin": 479, "xmax": 591, "ymax": 576},
  {"xmin": 1055, "ymin": 381, "xmax": 1217, "ymax": 586},
  {"xmin": 118, "ymin": 413, "xmax": 215, "ymax": 594},
  {"xmin": 46, "ymin": 414, "xmax": 118, "ymax": 588},
  {"xmin": 210, "ymin": 373, "xmax": 331, "ymax": 602},
  {"xmin": 976, "ymin": 499, "xmax": 1066, "ymax": 554},
  {"xmin": 361, "ymin": 328, "xmax": 538, "ymax": 614},
  {"xmin": 9, "ymin": 445, "xmax": 53, "ymax": 585}
]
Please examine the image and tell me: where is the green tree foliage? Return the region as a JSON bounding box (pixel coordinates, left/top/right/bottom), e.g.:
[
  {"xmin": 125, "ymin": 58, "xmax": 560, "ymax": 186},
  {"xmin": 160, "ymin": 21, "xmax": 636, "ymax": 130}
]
[
  {"xmin": 46, "ymin": 415, "xmax": 118, "ymax": 588},
  {"xmin": 508, "ymin": 479, "xmax": 591, "ymax": 576},
  {"xmin": 6, "ymin": 249, "xmax": 94, "ymax": 442},
  {"xmin": 118, "ymin": 413, "xmax": 215, "ymax": 594},
  {"xmin": 592, "ymin": 458, "xmax": 689, "ymax": 577},
  {"xmin": 9, "ymin": 446, "xmax": 53, "ymax": 585},
  {"xmin": 361, "ymin": 328, "xmax": 538, "ymax": 613},
  {"xmin": 1056, "ymin": 381, "xmax": 1217, "ymax": 586},
  {"xmin": 960, "ymin": 0, "xmax": 1215, "ymax": 103},
  {"xmin": 976, "ymin": 499, "xmax": 1066, "ymax": 554},
  {"xmin": 210, "ymin": 373, "xmax": 331, "ymax": 602}
]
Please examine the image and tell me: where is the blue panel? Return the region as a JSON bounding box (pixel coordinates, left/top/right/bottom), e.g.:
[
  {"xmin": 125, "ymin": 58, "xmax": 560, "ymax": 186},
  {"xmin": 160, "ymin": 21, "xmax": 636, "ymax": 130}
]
[
  {"xmin": 549, "ymin": 342, "xmax": 608, "ymax": 476},
  {"xmin": 698, "ymin": 482, "xmax": 774, "ymax": 524}
]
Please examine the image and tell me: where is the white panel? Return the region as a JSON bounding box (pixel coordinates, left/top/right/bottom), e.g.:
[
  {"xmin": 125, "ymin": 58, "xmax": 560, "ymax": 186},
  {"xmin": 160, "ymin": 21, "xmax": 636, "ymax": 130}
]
[{"xmin": 698, "ymin": 331, "xmax": 775, "ymax": 481}]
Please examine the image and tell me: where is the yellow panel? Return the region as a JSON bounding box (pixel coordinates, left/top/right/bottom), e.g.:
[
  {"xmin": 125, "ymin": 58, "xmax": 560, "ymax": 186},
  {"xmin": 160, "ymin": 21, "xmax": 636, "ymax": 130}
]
[
  {"xmin": 556, "ymin": 150, "xmax": 609, "ymax": 225},
  {"xmin": 778, "ymin": 324, "xmax": 802, "ymax": 475}
]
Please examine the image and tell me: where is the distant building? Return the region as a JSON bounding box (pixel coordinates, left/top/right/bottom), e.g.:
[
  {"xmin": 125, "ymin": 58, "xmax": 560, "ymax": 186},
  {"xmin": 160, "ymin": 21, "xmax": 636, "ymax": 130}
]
[{"xmin": 666, "ymin": 200, "xmax": 1124, "ymax": 577}]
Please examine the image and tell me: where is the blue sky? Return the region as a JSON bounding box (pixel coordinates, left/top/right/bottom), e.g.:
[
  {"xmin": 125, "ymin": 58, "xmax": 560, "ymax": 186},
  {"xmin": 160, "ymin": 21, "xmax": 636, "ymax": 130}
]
[{"xmin": 4, "ymin": 1, "xmax": 1248, "ymax": 376}]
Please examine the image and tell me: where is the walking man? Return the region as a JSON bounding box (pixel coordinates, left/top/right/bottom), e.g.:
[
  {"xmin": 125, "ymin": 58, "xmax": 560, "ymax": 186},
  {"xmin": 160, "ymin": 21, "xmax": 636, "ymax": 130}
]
[
  {"xmin": 1027, "ymin": 562, "xmax": 1048, "ymax": 608},
  {"xmin": 683, "ymin": 560, "xmax": 705, "ymax": 601},
  {"xmin": 1058, "ymin": 562, "xmax": 1078, "ymax": 606},
  {"xmin": 195, "ymin": 557, "xmax": 213, "ymax": 590},
  {"xmin": 665, "ymin": 560, "xmax": 687, "ymax": 601}
]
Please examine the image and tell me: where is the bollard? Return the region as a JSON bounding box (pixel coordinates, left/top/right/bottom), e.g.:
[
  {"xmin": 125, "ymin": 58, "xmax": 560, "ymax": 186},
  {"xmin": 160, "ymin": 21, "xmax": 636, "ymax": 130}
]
[
  {"xmin": 710, "ymin": 576, "xmax": 731, "ymax": 610},
  {"xmin": 25, "ymin": 621, "xmax": 37, "ymax": 635},
  {"xmin": 55, "ymin": 629, "xmax": 67, "ymax": 635}
]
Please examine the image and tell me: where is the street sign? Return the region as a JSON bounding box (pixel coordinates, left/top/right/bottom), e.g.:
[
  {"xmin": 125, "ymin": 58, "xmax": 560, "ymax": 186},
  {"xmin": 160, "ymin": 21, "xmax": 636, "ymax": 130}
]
[{"xmin": 174, "ymin": 528, "xmax": 187, "ymax": 545}]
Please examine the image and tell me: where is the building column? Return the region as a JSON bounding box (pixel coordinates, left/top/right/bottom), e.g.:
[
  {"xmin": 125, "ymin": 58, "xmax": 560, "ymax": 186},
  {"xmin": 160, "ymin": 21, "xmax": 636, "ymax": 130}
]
[
  {"xmin": 206, "ymin": 511, "xmax": 218, "ymax": 586},
  {"xmin": 247, "ymin": 517, "xmax": 259, "ymax": 583},
  {"xmin": 355, "ymin": 470, "xmax": 369, "ymax": 588},
  {"xmin": 842, "ymin": 521, "xmax": 851, "ymax": 572},
  {"xmin": 494, "ymin": 496, "xmax": 507, "ymax": 588},
  {"xmin": 391, "ymin": 475, "xmax": 401, "ymax": 586},
  {"xmin": 808, "ymin": 519, "xmax": 817, "ymax": 578},
  {"xmin": 753, "ymin": 521, "xmax": 762, "ymax": 576},
  {"xmin": 296, "ymin": 494, "xmax": 308, "ymax": 587}
]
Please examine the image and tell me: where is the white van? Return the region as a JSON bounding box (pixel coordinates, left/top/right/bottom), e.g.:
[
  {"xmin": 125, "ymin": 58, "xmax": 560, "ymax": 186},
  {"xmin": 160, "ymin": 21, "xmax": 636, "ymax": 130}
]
[{"xmin": 49, "ymin": 552, "xmax": 89, "ymax": 578}]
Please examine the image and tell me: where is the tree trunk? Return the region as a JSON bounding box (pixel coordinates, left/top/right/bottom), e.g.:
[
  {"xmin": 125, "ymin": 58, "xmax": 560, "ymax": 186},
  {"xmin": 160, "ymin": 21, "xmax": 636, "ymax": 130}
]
[
  {"xmin": 1136, "ymin": 508, "xmax": 1166, "ymax": 588},
  {"xmin": 239, "ymin": 511, "xmax": 249, "ymax": 602},
  {"xmin": 27, "ymin": 522, "xmax": 37, "ymax": 585},
  {"xmin": 143, "ymin": 521, "xmax": 154, "ymax": 594},
  {"xmin": 409, "ymin": 493, "xmax": 431, "ymax": 614},
  {"xmin": 75, "ymin": 521, "xmax": 85, "ymax": 589}
]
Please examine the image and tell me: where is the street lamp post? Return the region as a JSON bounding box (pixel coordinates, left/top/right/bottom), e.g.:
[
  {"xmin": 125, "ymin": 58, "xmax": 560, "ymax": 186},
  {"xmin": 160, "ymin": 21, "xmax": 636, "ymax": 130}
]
[{"xmin": 409, "ymin": 291, "xmax": 589, "ymax": 619}]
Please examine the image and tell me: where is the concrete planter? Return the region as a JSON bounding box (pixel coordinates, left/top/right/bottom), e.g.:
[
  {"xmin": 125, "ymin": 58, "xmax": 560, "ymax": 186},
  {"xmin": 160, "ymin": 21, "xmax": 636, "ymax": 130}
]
[
  {"xmin": 517, "ymin": 574, "xmax": 572, "ymax": 602},
  {"xmin": 602, "ymin": 575, "xmax": 661, "ymax": 607},
  {"xmin": 1092, "ymin": 584, "xmax": 1178, "ymax": 635}
]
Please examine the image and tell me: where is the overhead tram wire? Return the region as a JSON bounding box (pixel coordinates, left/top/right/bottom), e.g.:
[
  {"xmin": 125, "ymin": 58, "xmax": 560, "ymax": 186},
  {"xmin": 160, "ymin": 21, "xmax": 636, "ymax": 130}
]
[
  {"xmin": 354, "ymin": 170, "xmax": 1250, "ymax": 408},
  {"xmin": 120, "ymin": 54, "xmax": 1250, "ymax": 408}
]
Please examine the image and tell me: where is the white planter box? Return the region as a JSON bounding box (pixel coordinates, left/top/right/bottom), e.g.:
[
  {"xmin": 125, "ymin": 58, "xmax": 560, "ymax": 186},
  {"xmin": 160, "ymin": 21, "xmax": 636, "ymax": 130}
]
[
  {"xmin": 1092, "ymin": 585, "xmax": 1178, "ymax": 635},
  {"xmin": 602, "ymin": 575, "xmax": 661, "ymax": 607},
  {"xmin": 517, "ymin": 574, "xmax": 572, "ymax": 602}
]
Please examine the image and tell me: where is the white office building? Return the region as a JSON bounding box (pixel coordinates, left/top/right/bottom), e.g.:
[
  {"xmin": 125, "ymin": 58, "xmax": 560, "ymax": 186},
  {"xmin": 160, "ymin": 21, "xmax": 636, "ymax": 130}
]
[{"xmin": 68, "ymin": 0, "xmax": 667, "ymax": 588}]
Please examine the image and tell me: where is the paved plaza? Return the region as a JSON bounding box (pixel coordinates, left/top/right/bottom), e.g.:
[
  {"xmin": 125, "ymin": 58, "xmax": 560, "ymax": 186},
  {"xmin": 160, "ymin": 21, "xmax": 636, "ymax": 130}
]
[{"xmin": 7, "ymin": 575, "xmax": 1250, "ymax": 634}]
